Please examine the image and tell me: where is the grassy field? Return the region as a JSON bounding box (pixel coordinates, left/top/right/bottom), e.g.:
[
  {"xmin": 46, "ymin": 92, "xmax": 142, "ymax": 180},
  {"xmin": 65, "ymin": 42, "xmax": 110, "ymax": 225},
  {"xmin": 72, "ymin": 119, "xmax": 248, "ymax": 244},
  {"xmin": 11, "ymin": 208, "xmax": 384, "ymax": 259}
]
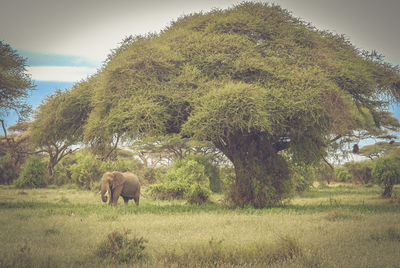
[{"xmin": 0, "ymin": 183, "xmax": 399, "ymax": 267}]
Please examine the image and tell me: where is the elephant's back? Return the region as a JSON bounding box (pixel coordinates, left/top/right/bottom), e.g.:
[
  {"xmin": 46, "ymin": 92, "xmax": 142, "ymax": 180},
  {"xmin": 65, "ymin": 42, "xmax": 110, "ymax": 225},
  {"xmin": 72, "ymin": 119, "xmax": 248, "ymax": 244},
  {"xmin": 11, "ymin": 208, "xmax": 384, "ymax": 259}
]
[
  {"xmin": 123, "ymin": 172, "xmax": 140, "ymax": 184},
  {"xmin": 122, "ymin": 172, "xmax": 141, "ymax": 192}
]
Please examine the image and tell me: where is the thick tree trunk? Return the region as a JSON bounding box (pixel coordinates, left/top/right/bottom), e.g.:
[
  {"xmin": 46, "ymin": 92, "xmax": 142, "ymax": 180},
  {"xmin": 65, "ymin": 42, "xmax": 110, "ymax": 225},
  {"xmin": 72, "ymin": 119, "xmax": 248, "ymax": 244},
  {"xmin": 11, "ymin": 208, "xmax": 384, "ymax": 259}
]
[
  {"xmin": 216, "ymin": 133, "xmax": 291, "ymax": 208},
  {"xmin": 47, "ymin": 161, "xmax": 54, "ymax": 183},
  {"xmin": 382, "ymin": 184, "xmax": 393, "ymax": 198}
]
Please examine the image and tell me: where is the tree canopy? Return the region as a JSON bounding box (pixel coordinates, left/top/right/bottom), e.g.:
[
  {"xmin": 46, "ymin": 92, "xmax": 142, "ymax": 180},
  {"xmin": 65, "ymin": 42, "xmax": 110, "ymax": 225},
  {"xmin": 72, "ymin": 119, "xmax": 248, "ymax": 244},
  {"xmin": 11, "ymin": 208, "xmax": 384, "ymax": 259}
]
[
  {"xmin": 29, "ymin": 79, "xmax": 92, "ymax": 178},
  {"xmin": 357, "ymin": 141, "xmax": 400, "ymax": 160},
  {"xmin": 0, "ymin": 41, "xmax": 34, "ymax": 121},
  {"xmin": 51, "ymin": 3, "xmax": 400, "ymax": 207}
]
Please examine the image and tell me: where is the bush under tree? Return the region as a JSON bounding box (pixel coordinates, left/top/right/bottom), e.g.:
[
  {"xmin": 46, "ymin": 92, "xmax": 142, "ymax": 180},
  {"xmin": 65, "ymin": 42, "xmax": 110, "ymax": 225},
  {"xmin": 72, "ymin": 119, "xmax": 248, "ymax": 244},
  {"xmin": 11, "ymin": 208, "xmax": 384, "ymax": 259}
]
[
  {"xmin": 334, "ymin": 166, "xmax": 352, "ymax": 183},
  {"xmin": 372, "ymin": 156, "xmax": 400, "ymax": 198},
  {"xmin": 69, "ymin": 151, "xmax": 133, "ymax": 190},
  {"xmin": 345, "ymin": 161, "xmax": 374, "ymax": 184},
  {"xmin": 151, "ymin": 157, "xmax": 213, "ymax": 204},
  {"xmin": 0, "ymin": 153, "xmax": 19, "ymax": 184},
  {"xmin": 14, "ymin": 155, "xmax": 47, "ymax": 188}
]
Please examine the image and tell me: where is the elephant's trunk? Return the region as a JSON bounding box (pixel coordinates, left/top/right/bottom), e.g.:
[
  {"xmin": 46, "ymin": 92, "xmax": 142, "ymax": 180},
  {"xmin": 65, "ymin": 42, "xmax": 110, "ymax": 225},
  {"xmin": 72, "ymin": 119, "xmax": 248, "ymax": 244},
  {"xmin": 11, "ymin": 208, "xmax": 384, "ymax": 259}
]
[{"xmin": 100, "ymin": 182, "xmax": 110, "ymax": 203}]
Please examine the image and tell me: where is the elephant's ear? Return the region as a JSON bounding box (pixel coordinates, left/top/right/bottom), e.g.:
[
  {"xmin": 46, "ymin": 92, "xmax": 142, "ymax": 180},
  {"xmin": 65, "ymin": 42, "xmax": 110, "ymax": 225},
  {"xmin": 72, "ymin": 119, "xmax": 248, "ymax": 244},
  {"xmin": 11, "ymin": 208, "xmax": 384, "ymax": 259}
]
[
  {"xmin": 102, "ymin": 172, "xmax": 113, "ymax": 185},
  {"xmin": 111, "ymin": 172, "xmax": 125, "ymax": 187}
]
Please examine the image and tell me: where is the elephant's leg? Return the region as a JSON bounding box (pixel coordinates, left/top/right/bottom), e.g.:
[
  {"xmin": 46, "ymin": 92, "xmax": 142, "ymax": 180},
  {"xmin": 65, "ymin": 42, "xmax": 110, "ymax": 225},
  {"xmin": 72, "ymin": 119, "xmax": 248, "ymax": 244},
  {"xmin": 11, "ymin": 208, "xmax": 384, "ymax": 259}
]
[
  {"xmin": 122, "ymin": 196, "xmax": 129, "ymax": 205},
  {"xmin": 112, "ymin": 186, "xmax": 123, "ymax": 205},
  {"xmin": 134, "ymin": 192, "xmax": 140, "ymax": 206},
  {"xmin": 108, "ymin": 191, "xmax": 114, "ymax": 205}
]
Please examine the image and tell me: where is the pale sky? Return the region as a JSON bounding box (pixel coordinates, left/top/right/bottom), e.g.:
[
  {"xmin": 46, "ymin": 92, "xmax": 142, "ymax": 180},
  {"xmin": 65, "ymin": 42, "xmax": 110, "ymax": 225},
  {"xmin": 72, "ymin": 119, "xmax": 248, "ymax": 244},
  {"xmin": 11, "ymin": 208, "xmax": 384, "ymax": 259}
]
[{"xmin": 1, "ymin": 0, "xmax": 400, "ymax": 82}]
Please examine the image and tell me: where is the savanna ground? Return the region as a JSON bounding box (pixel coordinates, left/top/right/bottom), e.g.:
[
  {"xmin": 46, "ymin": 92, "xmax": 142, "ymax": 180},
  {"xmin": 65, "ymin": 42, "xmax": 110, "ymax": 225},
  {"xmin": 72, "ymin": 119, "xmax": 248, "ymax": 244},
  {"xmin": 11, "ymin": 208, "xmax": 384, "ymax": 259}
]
[{"xmin": 0, "ymin": 183, "xmax": 399, "ymax": 267}]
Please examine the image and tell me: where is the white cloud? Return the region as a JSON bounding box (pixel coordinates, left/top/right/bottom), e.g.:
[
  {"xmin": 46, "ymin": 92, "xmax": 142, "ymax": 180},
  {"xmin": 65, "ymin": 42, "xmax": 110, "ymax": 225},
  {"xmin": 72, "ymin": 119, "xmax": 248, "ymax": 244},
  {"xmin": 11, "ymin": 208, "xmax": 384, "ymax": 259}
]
[{"xmin": 27, "ymin": 66, "xmax": 97, "ymax": 82}]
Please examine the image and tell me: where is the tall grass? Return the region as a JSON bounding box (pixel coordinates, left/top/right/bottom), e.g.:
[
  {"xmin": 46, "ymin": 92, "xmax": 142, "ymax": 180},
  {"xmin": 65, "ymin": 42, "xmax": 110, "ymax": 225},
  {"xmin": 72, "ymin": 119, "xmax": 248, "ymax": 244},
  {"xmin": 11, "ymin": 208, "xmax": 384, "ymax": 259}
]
[{"xmin": 0, "ymin": 184, "xmax": 399, "ymax": 267}]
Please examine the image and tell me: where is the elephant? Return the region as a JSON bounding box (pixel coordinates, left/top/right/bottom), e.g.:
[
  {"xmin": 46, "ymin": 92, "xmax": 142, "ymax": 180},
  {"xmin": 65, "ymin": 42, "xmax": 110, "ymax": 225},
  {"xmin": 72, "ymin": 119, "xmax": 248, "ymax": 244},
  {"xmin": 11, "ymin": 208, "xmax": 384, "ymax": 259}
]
[{"xmin": 100, "ymin": 171, "xmax": 141, "ymax": 206}]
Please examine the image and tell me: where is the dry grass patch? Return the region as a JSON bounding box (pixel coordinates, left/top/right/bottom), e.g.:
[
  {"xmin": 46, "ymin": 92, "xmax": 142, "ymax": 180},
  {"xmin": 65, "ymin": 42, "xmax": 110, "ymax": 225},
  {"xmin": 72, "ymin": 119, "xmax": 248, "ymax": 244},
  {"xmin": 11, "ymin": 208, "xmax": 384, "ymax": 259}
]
[{"xmin": 158, "ymin": 236, "xmax": 302, "ymax": 267}]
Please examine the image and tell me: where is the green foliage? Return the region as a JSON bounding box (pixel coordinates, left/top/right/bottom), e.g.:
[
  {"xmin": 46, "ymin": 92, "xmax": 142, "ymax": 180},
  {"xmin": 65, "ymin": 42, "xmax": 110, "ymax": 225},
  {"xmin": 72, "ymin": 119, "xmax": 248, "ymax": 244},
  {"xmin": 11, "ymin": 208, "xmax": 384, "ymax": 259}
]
[
  {"xmin": 314, "ymin": 163, "xmax": 336, "ymax": 184},
  {"xmin": 150, "ymin": 180, "xmax": 187, "ymax": 200},
  {"xmin": 52, "ymin": 154, "xmax": 75, "ymax": 186},
  {"xmin": 69, "ymin": 151, "xmax": 133, "ymax": 190},
  {"xmin": 186, "ymin": 154, "xmax": 222, "ymax": 193},
  {"xmin": 372, "ymin": 155, "xmax": 400, "ymax": 197},
  {"xmin": 0, "ymin": 153, "xmax": 18, "ymax": 184},
  {"xmin": 69, "ymin": 152, "xmax": 103, "ymax": 190},
  {"xmin": 357, "ymin": 141, "xmax": 400, "ymax": 159},
  {"xmin": 290, "ymin": 162, "xmax": 316, "ymax": 193},
  {"xmin": 29, "ymin": 81, "xmax": 93, "ymax": 179},
  {"xmin": 345, "ymin": 161, "xmax": 374, "ymax": 184},
  {"xmin": 14, "ymin": 155, "xmax": 47, "ymax": 188},
  {"xmin": 151, "ymin": 157, "xmax": 213, "ymax": 204},
  {"xmin": 30, "ymin": 82, "xmax": 92, "ymax": 149},
  {"xmin": 139, "ymin": 166, "xmax": 166, "ymax": 185},
  {"xmin": 335, "ymin": 166, "xmax": 352, "ymax": 182},
  {"xmin": 0, "ymin": 41, "xmax": 34, "ymax": 120},
  {"xmin": 186, "ymin": 183, "xmax": 212, "ymax": 205},
  {"xmin": 95, "ymin": 230, "xmax": 148, "ymax": 264}
]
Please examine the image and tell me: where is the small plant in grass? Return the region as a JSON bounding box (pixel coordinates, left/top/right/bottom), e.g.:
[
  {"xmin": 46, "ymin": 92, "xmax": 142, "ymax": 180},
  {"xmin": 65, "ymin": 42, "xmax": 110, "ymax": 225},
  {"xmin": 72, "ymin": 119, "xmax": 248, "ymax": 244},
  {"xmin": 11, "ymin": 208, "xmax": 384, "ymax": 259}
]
[
  {"xmin": 370, "ymin": 227, "xmax": 400, "ymax": 242},
  {"xmin": 95, "ymin": 230, "xmax": 148, "ymax": 264}
]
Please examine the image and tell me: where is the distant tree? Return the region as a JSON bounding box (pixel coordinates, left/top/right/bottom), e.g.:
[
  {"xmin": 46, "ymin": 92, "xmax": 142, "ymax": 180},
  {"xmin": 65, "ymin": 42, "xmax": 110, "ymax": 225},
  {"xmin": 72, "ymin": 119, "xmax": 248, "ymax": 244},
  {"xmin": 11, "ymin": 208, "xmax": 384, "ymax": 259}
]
[
  {"xmin": 344, "ymin": 161, "xmax": 374, "ymax": 184},
  {"xmin": 357, "ymin": 141, "xmax": 400, "ymax": 160},
  {"xmin": 30, "ymin": 80, "xmax": 92, "ymax": 180},
  {"xmin": 0, "ymin": 41, "xmax": 34, "ymax": 121},
  {"xmin": 70, "ymin": 3, "xmax": 400, "ymax": 207},
  {"xmin": 372, "ymin": 155, "xmax": 400, "ymax": 197},
  {"xmin": 0, "ymin": 121, "xmax": 33, "ymax": 166}
]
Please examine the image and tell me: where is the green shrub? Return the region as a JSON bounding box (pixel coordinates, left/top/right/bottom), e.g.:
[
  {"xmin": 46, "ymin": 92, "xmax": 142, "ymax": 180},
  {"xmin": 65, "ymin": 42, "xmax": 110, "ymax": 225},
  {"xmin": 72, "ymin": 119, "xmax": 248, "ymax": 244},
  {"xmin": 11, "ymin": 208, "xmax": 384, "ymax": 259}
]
[
  {"xmin": 139, "ymin": 166, "xmax": 166, "ymax": 185},
  {"xmin": 187, "ymin": 155, "xmax": 222, "ymax": 193},
  {"xmin": 335, "ymin": 166, "xmax": 351, "ymax": 182},
  {"xmin": 290, "ymin": 162, "xmax": 316, "ymax": 193},
  {"xmin": 14, "ymin": 155, "xmax": 47, "ymax": 188},
  {"xmin": 69, "ymin": 151, "xmax": 133, "ymax": 190},
  {"xmin": 0, "ymin": 153, "xmax": 18, "ymax": 184},
  {"xmin": 69, "ymin": 152, "xmax": 104, "ymax": 190},
  {"xmin": 100, "ymin": 158, "xmax": 132, "ymax": 173},
  {"xmin": 95, "ymin": 230, "xmax": 148, "ymax": 264},
  {"xmin": 372, "ymin": 156, "xmax": 400, "ymax": 198},
  {"xmin": 150, "ymin": 157, "xmax": 213, "ymax": 204},
  {"xmin": 52, "ymin": 160, "xmax": 71, "ymax": 186},
  {"xmin": 150, "ymin": 180, "xmax": 187, "ymax": 200},
  {"xmin": 345, "ymin": 161, "xmax": 373, "ymax": 184},
  {"xmin": 186, "ymin": 183, "xmax": 211, "ymax": 205},
  {"xmin": 314, "ymin": 163, "xmax": 335, "ymax": 184},
  {"xmin": 52, "ymin": 153, "xmax": 76, "ymax": 185}
]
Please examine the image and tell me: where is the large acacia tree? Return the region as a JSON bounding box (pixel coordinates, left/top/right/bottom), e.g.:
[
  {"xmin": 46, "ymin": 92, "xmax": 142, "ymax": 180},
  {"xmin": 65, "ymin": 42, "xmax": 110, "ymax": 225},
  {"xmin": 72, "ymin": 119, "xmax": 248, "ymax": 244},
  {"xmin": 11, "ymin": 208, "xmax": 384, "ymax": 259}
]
[
  {"xmin": 82, "ymin": 3, "xmax": 400, "ymax": 207},
  {"xmin": 30, "ymin": 80, "xmax": 92, "ymax": 179}
]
